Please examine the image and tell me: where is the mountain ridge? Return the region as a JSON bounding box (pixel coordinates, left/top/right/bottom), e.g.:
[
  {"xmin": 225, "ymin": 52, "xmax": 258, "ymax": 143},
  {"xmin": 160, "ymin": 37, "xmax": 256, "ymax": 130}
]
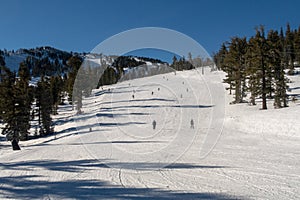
[{"xmin": 0, "ymin": 46, "xmax": 171, "ymax": 77}]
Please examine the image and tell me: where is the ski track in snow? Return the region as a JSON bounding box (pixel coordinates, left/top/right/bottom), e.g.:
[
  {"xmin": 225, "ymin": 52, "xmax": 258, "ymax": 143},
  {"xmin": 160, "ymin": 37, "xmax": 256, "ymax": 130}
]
[{"xmin": 1, "ymin": 67, "xmax": 300, "ymax": 199}]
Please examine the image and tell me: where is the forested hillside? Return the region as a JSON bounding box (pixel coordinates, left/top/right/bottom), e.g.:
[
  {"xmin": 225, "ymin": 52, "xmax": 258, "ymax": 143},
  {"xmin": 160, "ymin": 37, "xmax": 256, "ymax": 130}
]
[
  {"xmin": 0, "ymin": 48, "xmax": 196, "ymax": 149},
  {"xmin": 214, "ymin": 23, "xmax": 300, "ymax": 109}
]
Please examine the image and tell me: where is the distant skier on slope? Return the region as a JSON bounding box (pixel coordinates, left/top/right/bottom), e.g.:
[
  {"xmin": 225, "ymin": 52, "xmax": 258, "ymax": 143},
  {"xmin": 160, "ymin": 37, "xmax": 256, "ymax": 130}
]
[
  {"xmin": 190, "ymin": 119, "xmax": 194, "ymax": 129},
  {"xmin": 152, "ymin": 120, "xmax": 157, "ymax": 130}
]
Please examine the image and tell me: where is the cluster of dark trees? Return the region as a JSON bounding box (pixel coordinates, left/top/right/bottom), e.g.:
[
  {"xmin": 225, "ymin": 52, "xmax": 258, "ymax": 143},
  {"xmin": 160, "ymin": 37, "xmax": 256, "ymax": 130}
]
[
  {"xmin": 98, "ymin": 67, "xmax": 118, "ymax": 87},
  {"xmin": 98, "ymin": 56, "xmax": 168, "ymax": 87},
  {"xmin": 97, "ymin": 55, "xmax": 195, "ymax": 88},
  {"xmin": 112, "ymin": 56, "xmax": 167, "ymax": 68},
  {"xmin": 0, "ymin": 54, "xmax": 5, "ymax": 66},
  {"xmin": 0, "ymin": 55, "xmax": 78, "ymax": 150},
  {"xmin": 171, "ymin": 56, "xmax": 195, "ymax": 71},
  {"xmin": 214, "ymin": 24, "xmax": 300, "ymax": 109}
]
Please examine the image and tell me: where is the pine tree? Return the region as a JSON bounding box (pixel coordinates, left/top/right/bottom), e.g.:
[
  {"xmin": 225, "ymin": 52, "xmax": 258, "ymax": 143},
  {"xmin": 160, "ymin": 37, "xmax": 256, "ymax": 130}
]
[
  {"xmin": 172, "ymin": 56, "xmax": 178, "ymax": 70},
  {"xmin": 170, "ymin": 56, "xmax": 194, "ymax": 71},
  {"xmin": 0, "ymin": 66, "xmax": 19, "ymax": 149},
  {"xmin": 98, "ymin": 67, "xmax": 117, "ymax": 86},
  {"xmin": 36, "ymin": 76, "xmax": 53, "ymax": 135},
  {"xmin": 214, "ymin": 43, "xmax": 235, "ymax": 95},
  {"xmin": 268, "ymin": 30, "xmax": 282, "ymax": 108},
  {"xmin": 66, "ymin": 56, "xmax": 82, "ymax": 106},
  {"xmin": 213, "ymin": 43, "xmax": 227, "ymax": 70},
  {"xmin": 14, "ymin": 62, "xmax": 33, "ymax": 141},
  {"xmin": 225, "ymin": 37, "xmax": 248, "ymax": 103},
  {"xmin": 50, "ymin": 76, "xmax": 63, "ymax": 114},
  {"xmin": 216, "ymin": 25, "xmax": 292, "ymax": 109},
  {"xmin": 246, "ymin": 37, "xmax": 260, "ymax": 105},
  {"xmin": 0, "ymin": 63, "xmax": 33, "ymax": 149},
  {"xmin": 73, "ymin": 65, "xmax": 86, "ymax": 114},
  {"xmin": 294, "ymin": 26, "xmax": 300, "ymax": 65},
  {"xmin": 278, "ymin": 28, "xmax": 289, "ymax": 107},
  {"xmin": 285, "ymin": 23, "xmax": 296, "ymax": 74},
  {"xmin": 0, "ymin": 55, "xmax": 5, "ymax": 67},
  {"xmin": 250, "ymin": 26, "xmax": 269, "ymax": 109}
]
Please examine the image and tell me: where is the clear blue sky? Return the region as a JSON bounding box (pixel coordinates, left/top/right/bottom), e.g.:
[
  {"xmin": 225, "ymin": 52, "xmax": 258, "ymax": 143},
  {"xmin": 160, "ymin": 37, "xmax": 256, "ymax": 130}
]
[{"xmin": 1, "ymin": 0, "xmax": 300, "ymax": 56}]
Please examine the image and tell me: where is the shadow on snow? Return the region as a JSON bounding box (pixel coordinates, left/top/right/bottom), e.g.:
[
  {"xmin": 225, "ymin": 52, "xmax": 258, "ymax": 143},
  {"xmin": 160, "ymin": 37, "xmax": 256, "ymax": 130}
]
[
  {"xmin": 0, "ymin": 174, "xmax": 240, "ymax": 200},
  {"xmin": 0, "ymin": 159, "xmax": 241, "ymax": 199}
]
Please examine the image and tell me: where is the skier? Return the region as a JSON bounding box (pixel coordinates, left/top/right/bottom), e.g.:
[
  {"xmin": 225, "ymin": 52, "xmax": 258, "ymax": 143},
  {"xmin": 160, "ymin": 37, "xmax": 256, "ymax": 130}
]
[
  {"xmin": 132, "ymin": 94, "xmax": 135, "ymax": 99},
  {"xmin": 152, "ymin": 120, "xmax": 157, "ymax": 130},
  {"xmin": 151, "ymin": 91, "xmax": 154, "ymax": 95},
  {"xmin": 190, "ymin": 119, "xmax": 194, "ymax": 129}
]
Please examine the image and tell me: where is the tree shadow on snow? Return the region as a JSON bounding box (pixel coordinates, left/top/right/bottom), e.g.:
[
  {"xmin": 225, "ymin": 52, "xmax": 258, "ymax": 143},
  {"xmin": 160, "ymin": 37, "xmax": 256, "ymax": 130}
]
[
  {"xmin": 100, "ymin": 104, "xmax": 213, "ymax": 111},
  {"xmin": 0, "ymin": 174, "xmax": 241, "ymax": 200},
  {"xmin": 29, "ymin": 140, "xmax": 166, "ymax": 148},
  {"xmin": 55, "ymin": 120, "xmax": 146, "ymax": 136},
  {"xmin": 0, "ymin": 159, "xmax": 241, "ymax": 199},
  {"xmin": 0, "ymin": 158, "xmax": 230, "ymax": 173},
  {"xmin": 64, "ymin": 112, "xmax": 150, "ymax": 126},
  {"xmin": 100, "ymin": 98, "xmax": 177, "ymax": 105}
]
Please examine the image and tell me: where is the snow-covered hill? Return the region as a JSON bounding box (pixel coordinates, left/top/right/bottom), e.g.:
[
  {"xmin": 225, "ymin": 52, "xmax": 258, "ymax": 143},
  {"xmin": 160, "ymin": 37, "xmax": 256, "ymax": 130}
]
[
  {"xmin": 2, "ymin": 47, "xmax": 72, "ymax": 73},
  {"xmin": 0, "ymin": 67, "xmax": 299, "ymax": 199},
  {"xmin": 1, "ymin": 47, "xmax": 170, "ymax": 81}
]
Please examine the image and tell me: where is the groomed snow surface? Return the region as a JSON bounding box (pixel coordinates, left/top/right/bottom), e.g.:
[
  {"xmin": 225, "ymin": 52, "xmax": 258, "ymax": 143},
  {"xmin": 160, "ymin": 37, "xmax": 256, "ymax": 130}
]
[{"xmin": 0, "ymin": 68, "xmax": 299, "ymax": 199}]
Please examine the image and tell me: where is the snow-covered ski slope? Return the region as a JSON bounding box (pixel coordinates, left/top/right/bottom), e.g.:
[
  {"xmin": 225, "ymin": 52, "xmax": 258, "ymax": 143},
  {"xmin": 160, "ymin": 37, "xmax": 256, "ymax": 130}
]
[{"xmin": 0, "ymin": 67, "xmax": 299, "ymax": 200}]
